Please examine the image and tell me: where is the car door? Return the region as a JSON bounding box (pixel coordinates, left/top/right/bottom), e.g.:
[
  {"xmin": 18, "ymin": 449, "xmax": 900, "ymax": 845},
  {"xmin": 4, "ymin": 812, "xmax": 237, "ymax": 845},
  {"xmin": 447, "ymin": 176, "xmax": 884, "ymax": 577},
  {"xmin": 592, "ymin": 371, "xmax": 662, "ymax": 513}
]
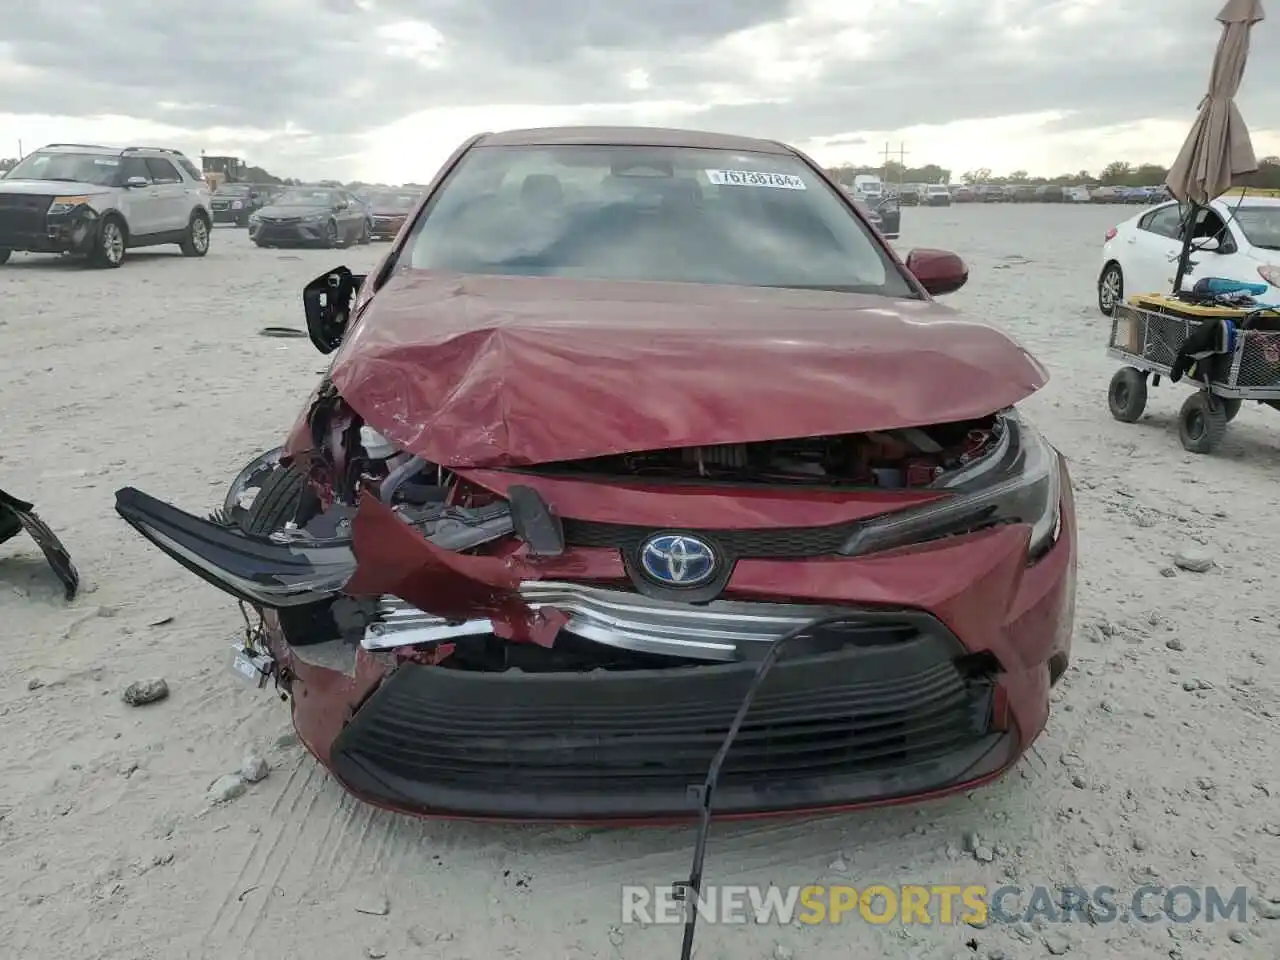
[
  {"xmin": 143, "ymin": 158, "xmax": 187, "ymax": 232},
  {"xmin": 115, "ymin": 157, "xmax": 166, "ymax": 239},
  {"xmin": 338, "ymin": 191, "xmax": 362, "ymax": 240},
  {"xmin": 1124, "ymin": 203, "xmax": 1184, "ymax": 295}
]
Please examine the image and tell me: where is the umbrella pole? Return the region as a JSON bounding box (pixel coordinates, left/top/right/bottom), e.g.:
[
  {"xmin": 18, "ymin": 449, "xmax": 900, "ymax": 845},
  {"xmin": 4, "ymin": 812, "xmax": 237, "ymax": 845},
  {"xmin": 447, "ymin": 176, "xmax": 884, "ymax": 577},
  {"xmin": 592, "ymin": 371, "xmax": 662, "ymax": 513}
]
[{"xmin": 1172, "ymin": 199, "xmax": 1201, "ymax": 297}]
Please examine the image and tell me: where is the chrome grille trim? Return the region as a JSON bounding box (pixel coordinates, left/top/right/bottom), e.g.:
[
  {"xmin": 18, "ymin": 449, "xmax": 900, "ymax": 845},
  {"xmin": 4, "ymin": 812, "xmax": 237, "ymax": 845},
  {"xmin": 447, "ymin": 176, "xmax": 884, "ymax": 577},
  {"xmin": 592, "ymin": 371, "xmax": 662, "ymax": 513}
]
[{"xmin": 361, "ymin": 580, "xmax": 855, "ymax": 661}]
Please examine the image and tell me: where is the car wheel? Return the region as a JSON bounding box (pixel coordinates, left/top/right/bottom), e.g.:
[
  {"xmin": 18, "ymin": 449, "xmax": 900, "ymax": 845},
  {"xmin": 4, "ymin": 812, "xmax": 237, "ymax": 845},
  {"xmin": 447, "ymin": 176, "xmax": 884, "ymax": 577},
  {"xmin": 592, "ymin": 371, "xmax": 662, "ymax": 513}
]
[
  {"xmin": 1107, "ymin": 367, "xmax": 1148, "ymax": 423},
  {"xmin": 90, "ymin": 216, "xmax": 127, "ymax": 268},
  {"xmin": 1221, "ymin": 398, "xmax": 1243, "ymax": 422},
  {"xmin": 1178, "ymin": 391, "xmax": 1229, "ymax": 454},
  {"xmin": 359, "ymin": 221, "xmax": 371, "ymax": 245},
  {"xmin": 240, "ymin": 465, "xmax": 306, "ymax": 537},
  {"xmin": 180, "ymin": 212, "xmax": 211, "ymax": 257},
  {"xmin": 1098, "ymin": 262, "xmax": 1123, "ymax": 316},
  {"xmin": 0, "ymin": 248, "xmax": 9, "ymax": 265},
  {"xmin": 325, "ymin": 220, "xmax": 339, "ymax": 248}
]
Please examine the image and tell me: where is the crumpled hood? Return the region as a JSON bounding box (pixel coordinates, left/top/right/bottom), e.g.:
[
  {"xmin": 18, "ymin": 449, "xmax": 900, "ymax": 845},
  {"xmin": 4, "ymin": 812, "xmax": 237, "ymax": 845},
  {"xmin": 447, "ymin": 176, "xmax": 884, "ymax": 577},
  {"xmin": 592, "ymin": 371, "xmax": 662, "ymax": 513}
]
[{"xmin": 325, "ymin": 270, "xmax": 1048, "ymax": 468}]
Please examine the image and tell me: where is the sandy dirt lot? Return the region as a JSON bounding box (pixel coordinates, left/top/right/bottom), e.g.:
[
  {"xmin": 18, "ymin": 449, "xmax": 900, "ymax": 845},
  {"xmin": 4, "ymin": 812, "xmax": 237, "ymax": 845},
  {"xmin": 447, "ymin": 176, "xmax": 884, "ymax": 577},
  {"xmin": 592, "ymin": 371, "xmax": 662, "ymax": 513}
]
[{"xmin": 1, "ymin": 210, "xmax": 1277, "ymax": 960}]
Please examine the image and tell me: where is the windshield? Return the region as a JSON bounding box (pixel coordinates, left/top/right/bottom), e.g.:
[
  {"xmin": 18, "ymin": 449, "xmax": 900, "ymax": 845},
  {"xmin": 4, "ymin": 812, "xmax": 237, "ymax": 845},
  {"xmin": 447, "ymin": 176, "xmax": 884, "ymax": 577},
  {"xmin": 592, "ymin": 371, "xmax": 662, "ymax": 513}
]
[
  {"xmin": 400, "ymin": 144, "xmax": 914, "ymax": 296},
  {"xmin": 1230, "ymin": 205, "xmax": 1280, "ymax": 250},
  {"xmin": 274, "ymin": 189, "xmax": 337, "ymax": 206},
  {"xmin": 217, "ymin": 184, "xmax": 252, "ymax": 196},
  {"xmin": 5, "ymin": 151, "xmax": 122, "ymax": 186},
  {"xmin": 370, "ymin": 192, "xmax": 419, "ymax": 210}
]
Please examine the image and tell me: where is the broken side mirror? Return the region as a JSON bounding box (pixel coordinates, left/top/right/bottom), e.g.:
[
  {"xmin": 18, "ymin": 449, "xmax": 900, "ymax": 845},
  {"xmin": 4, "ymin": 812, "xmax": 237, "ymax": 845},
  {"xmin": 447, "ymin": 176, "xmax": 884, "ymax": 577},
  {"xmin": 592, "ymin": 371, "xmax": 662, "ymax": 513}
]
[{"xmin": 303, "ymin": 267, "xmax": 366, "ymax": 354}]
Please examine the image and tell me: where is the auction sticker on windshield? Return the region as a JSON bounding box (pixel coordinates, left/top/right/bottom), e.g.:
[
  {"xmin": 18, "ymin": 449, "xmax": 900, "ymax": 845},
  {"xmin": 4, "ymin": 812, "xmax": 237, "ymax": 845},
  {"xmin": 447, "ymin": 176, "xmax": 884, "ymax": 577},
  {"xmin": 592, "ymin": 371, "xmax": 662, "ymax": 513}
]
[{"xmin": 706, "ymin": 169, "xmax": 806, "ymax": 190}]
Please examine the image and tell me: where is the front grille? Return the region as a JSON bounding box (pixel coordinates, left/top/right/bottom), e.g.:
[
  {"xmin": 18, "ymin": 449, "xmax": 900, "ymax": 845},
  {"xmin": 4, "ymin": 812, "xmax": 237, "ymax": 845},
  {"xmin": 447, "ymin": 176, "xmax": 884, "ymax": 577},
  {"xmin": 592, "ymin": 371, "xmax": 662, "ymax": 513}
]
[
  {"xmin": 562, "ymin": 517, "xmax": 857, "ymax": 558},
  {"xmin": 0, "ymin": 195, "xmax": 52, "ymax": 244},
  {"xmin": 329, "ymin": 626, "xmax": 1003, "ymax": 819}
]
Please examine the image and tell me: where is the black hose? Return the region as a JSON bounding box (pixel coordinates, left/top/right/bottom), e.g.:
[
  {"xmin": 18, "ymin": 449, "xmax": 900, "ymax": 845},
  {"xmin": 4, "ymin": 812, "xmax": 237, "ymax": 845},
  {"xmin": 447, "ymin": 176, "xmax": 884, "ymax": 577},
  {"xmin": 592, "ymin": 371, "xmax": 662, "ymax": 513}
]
[{"xmin": 676, "ymin": 613, "xmax": 860, "ymax": 960}]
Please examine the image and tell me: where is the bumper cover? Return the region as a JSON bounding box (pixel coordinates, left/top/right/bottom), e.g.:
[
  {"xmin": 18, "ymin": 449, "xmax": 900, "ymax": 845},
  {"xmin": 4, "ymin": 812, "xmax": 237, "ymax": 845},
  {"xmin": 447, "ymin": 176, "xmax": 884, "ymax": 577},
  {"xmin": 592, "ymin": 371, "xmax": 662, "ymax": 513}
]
[
  {"xmin": 328, "ymin": 628, "xmax": 1011, "ymax": 820},
  {"xmin": 251, "ymin": 220, "xmax": 328, "ymax": 245}
]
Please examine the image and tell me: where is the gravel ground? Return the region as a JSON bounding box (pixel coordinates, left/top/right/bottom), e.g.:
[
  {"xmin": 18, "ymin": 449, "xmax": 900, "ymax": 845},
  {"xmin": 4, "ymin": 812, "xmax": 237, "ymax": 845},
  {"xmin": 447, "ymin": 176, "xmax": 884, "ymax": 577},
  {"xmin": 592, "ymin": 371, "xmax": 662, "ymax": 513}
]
[{"xmin": 1, "ymin": 211, "xmax": 1278, "ymax": 960}]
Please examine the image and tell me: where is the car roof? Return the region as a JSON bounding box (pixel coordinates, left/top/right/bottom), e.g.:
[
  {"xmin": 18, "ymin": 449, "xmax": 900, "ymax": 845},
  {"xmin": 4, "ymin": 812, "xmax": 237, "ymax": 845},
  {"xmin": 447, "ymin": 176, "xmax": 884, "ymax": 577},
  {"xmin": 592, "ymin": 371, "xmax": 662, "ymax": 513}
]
[
  {"xmin": 37, "ymin": 143, "xmax": 186, "ymax": 156},
  {"xmin": 477, "ymin": 126, "xmax": 793, "ymax": 155}
]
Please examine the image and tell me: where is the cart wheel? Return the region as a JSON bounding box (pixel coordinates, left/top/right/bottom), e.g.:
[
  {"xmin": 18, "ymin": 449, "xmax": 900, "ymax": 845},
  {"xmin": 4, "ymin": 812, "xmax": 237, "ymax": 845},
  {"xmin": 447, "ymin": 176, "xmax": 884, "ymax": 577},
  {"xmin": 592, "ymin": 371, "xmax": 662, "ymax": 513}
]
[
  {"xmin": 1221, "ymin": 398, "xmax": 1242, "ymax": 422},
  {"xmin": 1108, "ymin": 367, "xmax": 1148, "ymax": 423},
  {"xmin": 1178, "ymin": 392, "xmax": 1229, "ymax": 454}
]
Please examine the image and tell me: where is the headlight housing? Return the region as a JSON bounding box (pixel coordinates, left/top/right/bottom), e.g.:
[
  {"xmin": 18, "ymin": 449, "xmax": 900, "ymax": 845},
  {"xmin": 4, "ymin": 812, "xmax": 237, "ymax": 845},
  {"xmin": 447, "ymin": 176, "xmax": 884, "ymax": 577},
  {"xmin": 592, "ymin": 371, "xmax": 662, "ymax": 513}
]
[
  {"xmin": 840, "ymin": 412, "xmax": 1062, "ymax": 562},
  {"xmin": 1258, "ymin": 265, "xmax": 1280, "ymax": 287},
  {"xmin": 303, "ymin": 212, "xmax": 328, "ymax": 222},
  {"xmin": 48, "ymin": 195, "xmax": 92, "ymax": 215},
  {"xmin": 231, "ymin": 200, "xmax": 243, "ymax": 209}
]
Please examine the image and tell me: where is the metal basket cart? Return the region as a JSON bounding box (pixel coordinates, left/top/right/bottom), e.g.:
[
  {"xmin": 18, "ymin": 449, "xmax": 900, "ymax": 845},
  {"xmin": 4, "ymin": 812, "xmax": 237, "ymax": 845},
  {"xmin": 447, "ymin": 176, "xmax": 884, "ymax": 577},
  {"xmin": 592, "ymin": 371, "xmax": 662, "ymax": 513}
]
[{"xmin": 1105, "ymin": 294, "xmax": 1280, "ymax": 453}]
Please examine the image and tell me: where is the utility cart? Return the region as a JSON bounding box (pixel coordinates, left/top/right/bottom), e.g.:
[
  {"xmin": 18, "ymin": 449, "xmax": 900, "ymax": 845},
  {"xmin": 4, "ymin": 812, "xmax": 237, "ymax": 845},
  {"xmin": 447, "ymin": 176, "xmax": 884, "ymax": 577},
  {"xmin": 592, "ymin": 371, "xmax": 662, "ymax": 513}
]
[{"xmin": 1106, "ymin": 292, "xmax": 1280, "ymax": 453}]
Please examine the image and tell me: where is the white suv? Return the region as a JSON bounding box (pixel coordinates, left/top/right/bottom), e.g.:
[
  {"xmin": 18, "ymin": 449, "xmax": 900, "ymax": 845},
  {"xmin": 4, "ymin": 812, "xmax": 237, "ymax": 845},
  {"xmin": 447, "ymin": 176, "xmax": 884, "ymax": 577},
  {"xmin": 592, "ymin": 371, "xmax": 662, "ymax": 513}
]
[{"xmin": 0, "ymin": 143, "xmax": 213, "ymax": 268}]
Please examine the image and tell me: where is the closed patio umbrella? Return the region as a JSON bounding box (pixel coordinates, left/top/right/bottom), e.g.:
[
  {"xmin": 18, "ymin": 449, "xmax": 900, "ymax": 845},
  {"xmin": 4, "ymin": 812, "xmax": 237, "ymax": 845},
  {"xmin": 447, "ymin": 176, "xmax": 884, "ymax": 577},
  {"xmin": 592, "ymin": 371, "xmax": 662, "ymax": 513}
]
[{"xmin": 1167, "ymin": 0, "xmax": 1265, "ymax": 292}]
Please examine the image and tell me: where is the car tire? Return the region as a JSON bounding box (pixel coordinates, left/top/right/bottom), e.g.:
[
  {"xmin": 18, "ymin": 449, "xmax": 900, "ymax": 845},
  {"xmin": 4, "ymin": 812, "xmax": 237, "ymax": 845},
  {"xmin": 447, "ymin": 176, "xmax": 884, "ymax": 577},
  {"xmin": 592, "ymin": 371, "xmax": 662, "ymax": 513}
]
[
  {"xmin": 1178, "ymin": 391, "xmax": 1229, "ymax": 454},
  {"xmin": 240, "ymin": 465, "xmax": 306, "ymax": 537},
  {"xmin": 1107, "ymin": 367, "xmax": 1148, "ymax": 423},
  {"xmin": 325, "ymin": 220, "xmax": 339, "ymax": 248},
  {"xmin": 1098, "ymin": 262, "xmax": 1123, "ymax": 316},
  {"xmin": 359, "ymin": 221, "xmax": 371, "ymax": 245},
  {"xmin": 1221, "ymin": 398, "xmax": 1243, "ymax": 422},
  {"xmin": 0, "ymin": 248, "xmax": 10, "ymax": 265},
  {"xmin": 90, "ymin": 216, "xmax": 127, "ymax": 268},
  {"xmin": 180, "ymin": 212, "xmax": 211, "ymax": 257}
]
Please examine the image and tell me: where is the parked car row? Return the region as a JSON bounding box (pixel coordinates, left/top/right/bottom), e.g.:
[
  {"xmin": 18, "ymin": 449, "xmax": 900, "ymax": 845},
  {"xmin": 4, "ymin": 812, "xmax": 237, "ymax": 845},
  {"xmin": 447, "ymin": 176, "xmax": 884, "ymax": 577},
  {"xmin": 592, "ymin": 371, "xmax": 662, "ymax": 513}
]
[{"xmin": 947, "ymin": 183, "xmax": 1171, "ymax": 205}]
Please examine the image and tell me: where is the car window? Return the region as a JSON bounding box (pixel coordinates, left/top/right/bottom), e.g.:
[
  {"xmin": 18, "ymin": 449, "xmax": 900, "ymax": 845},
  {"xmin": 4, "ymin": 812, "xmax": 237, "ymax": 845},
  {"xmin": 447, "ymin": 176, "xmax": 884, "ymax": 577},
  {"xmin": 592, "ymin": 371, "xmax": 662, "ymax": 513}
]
[
  {"xmin": 399, "ymin": 144, "xmax": 916, "ymax": 297},
  {"xmin": 1140, "ymin": 205, "xmax": 1183, "ymax": 239},
  {"xmin": 4, "ymin": 150, "xmax": 123, "ymax": 187},
  {"xmin": 1227, "ymin": 205, "xmax": 1280, "ymax": 250},
  {"xmin": 174, "ymin": 155, "xmax": 203, "ymax": 181},
  {"xmin": 120, "ymin": 157, "xmax": 151, "ymax": 183},
  {"xmin": 144, "ymin": 158, "xmax": 180, "ymax": 183}
]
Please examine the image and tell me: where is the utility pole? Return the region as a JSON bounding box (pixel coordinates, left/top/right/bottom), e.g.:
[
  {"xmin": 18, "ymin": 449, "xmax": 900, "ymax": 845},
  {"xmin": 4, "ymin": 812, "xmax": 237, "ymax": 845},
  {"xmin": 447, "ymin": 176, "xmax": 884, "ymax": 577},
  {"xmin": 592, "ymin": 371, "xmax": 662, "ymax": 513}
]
[{"xmin": 880, "ymin": 142, "xmax": 907, "ymax": 183}]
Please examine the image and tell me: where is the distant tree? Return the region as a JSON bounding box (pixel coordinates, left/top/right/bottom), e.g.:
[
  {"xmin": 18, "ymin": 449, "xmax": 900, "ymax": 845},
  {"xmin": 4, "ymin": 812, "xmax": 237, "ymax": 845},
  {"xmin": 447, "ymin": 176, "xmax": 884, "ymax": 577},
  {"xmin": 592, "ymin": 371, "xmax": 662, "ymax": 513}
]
[
  {"xmin": 1007, "ymin": 170, "xmax": 1029, "ymax": 183},
  {"xmin": 1099, "ymin": 161, "xmax": 1133, "ymax": 185},
  {"xmin": 961, "ymin": 168, "xmax": 992, "ymax": 185}
]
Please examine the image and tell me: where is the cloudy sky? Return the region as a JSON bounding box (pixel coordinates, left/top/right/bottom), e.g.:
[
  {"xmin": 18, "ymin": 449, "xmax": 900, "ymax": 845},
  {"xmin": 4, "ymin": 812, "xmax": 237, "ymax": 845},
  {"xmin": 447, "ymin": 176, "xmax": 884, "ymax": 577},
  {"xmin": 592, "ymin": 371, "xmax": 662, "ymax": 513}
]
[{"xmin": 1, "ymin": 0, "xmax": 1277, "ymax": 183}]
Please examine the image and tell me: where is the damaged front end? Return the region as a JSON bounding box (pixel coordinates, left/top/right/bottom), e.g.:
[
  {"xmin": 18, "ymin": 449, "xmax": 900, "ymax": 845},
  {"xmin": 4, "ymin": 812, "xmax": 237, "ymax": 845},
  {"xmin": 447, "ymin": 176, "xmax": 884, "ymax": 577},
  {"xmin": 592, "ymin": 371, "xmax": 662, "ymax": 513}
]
[{"xmin": 110, "ymin": 263, "xmax": 1070, "ymax": 820}]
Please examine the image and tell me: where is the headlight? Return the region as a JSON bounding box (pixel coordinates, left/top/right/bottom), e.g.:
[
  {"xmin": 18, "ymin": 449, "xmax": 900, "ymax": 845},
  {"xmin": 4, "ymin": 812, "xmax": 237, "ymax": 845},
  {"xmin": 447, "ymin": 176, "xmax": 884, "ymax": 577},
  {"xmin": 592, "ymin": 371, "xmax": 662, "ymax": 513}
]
[
  {"xmin": 48, "ymin": 195, "xmax": 91, "ymax": 215},
  {"xmin": 840, "ymin": 413, "xmax": 1061, "ymax": 561},
  {"xmin": 231, "ymin": 200, "xmax": 243, "ymax": 209},
  {"xmin": 1258, "ymin": 265, "xmax": 1280, "ymax": 287},
  {"xmin": 303, "ymin": 212, "xmax": 327, "ymax": 222},
  {"xmin": 248, "ymin": 212, "xmax": 261, "ymax": 224}
]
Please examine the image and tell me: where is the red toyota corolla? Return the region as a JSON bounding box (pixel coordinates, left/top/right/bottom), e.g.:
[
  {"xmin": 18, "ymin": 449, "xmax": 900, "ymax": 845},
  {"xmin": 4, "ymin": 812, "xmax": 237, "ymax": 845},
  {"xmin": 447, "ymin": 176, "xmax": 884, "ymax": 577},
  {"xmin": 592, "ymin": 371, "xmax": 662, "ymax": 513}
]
[{"xmin": 116, "ymin": 126, "xmax": 1076, "ymax": 823}]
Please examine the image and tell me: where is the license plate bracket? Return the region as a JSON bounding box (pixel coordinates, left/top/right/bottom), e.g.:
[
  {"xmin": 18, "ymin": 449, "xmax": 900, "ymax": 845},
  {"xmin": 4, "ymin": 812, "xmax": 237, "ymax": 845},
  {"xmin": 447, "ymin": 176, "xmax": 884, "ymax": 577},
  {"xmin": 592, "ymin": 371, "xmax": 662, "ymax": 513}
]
[{"xmin": 229, "ymin": 644, "xmax": 275, "ymax": 688}]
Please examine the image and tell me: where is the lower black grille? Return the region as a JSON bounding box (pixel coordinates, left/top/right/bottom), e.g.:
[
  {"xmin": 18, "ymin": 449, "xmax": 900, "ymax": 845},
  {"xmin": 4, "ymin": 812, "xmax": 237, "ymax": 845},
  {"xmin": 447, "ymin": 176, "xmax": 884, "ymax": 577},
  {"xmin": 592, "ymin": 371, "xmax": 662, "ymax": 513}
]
[
  {"xmin": 562, "ymin": 517, "xmax": 857, "ymax": 558},
  {"xmin": 0, "ymin": 195, "xmax": 52, "ymax": 245},
  {"xmin": 329, "ymin": 625, "xmax": 1008, "ymax": 819}
]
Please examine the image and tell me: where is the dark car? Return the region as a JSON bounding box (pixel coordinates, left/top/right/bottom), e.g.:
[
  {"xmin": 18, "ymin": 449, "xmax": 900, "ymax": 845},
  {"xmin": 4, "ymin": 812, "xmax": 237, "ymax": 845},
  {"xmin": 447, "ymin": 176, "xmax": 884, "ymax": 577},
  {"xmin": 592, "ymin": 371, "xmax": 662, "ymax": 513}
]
[
  {"xmin": 248, "ymin": 187, "xmax": 369, "ymax": 248},
  {"xmin": 116, "ymin": 126, "xmax": 1076, "ymax": 824},
  {"xmin": 210, "ymin": 183, "xmax": 270, "ymax": 226},
  {"xmin": 367, "ymin": 190, "xmax": 422, "ymax": 240},
  {"xmin": 1034, "ymin": 184, "xmax": 1065, "ymax": 203}
]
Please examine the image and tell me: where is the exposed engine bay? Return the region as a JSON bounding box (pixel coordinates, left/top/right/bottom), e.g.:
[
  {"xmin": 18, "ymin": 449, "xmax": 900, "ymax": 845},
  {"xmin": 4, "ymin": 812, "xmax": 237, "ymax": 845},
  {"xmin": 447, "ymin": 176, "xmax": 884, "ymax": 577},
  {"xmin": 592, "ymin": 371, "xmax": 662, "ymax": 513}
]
[{"xmin": 529, "ymin": 418, "xmax": 1001, "ymax": 487}]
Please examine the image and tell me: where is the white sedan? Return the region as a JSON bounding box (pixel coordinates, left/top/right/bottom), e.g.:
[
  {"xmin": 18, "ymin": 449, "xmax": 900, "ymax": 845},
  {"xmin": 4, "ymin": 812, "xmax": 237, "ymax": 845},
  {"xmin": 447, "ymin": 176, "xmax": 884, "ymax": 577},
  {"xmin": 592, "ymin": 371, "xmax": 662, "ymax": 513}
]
[{"xmin": 1096, "ymin": 195, "xmax": 1280, "ymax": 315}]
